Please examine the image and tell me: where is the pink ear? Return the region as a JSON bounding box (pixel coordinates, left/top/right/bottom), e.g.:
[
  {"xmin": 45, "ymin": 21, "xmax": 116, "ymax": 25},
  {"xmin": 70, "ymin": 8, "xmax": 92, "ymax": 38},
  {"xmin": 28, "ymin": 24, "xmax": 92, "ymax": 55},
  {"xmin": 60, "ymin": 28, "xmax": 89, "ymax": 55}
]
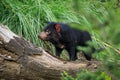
[{"xmin": 55, "ymin": 24, "xmax": 61, "ymax": 33}]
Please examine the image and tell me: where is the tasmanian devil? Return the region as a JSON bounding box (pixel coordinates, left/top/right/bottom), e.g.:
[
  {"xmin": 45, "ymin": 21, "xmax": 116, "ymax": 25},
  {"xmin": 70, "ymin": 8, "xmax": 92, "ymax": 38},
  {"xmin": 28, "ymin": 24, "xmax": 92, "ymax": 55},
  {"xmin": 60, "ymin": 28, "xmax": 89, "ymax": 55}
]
[{"xmin": 38, "ymin": 22, "xmax": 94, "ymax": 61}]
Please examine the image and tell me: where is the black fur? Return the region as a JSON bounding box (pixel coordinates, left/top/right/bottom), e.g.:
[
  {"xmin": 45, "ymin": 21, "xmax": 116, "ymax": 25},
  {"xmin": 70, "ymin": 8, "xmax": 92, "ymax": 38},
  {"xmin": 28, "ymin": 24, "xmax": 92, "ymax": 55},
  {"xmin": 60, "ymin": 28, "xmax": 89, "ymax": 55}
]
[{"xmin": 39, "ymin": 22, "xmax": 93, "ymax": 61}]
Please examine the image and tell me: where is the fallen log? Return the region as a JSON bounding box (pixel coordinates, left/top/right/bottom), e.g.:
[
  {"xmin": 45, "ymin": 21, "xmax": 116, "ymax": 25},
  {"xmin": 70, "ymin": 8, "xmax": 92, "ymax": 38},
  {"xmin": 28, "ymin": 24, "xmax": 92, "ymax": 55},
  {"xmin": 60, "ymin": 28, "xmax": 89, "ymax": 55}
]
[{"xmin": 0, "ymin": 24, "xmax": 88, "ymax": 80}]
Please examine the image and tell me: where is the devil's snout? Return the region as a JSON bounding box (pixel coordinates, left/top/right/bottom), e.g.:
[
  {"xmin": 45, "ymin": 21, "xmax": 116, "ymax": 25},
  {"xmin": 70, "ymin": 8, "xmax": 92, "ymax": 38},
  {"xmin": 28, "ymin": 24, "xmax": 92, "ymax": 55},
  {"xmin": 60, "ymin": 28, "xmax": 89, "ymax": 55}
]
[{"xmin": 38, "ymin": 32, "xmax": 47, "ymax": 40}]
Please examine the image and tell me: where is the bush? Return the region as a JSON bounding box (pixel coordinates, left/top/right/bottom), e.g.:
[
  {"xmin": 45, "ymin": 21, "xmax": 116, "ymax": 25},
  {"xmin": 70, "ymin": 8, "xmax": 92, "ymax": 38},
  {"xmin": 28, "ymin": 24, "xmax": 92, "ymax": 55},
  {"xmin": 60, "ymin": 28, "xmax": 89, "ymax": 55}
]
[{"xmin": 62, "ymin": 70, "xmax": 111, "ymax": 80}]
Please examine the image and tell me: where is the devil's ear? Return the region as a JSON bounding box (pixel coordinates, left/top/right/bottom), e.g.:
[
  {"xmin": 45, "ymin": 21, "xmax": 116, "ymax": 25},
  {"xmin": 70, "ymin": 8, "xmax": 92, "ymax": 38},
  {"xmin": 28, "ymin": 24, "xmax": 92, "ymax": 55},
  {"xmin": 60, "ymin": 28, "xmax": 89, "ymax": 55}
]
[{"xmin": 55, "ymin": 24, "xmax": 61, "ymax": 33}]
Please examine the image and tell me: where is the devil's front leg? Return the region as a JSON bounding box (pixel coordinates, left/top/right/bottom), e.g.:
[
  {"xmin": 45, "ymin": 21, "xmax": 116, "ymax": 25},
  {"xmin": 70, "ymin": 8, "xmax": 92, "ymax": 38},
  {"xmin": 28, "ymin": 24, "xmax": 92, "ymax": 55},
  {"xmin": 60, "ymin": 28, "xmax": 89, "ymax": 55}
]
[
  {"xmin": 66, "ymin": 44, "xmax": 77, "ymax": 61},
  {"xmin": 55, "ymin": 47, "xmax": 63, "ymax": 57}
]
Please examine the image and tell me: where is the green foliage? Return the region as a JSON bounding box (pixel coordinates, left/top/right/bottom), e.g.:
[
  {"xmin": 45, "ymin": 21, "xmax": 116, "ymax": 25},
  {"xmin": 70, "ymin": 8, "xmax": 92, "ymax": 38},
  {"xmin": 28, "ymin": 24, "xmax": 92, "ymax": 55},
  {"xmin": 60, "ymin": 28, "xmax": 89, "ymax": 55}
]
[
  {"xmin": 62, "ymin": 70, "xmax": 111, "ymax": 80},
  {"xmin": 62, "ymin": 0, "xmax": 120, "ymax": 80},
  {"xmin": 72, "ymin": 0, "xmax": 120, "ymax": 46},
  {"xmin": 61, "ymin": 71, "xmax": 75, "ymax": 80},
  {"xmin": 0, "ymin": 0, "xmax": 79, "ymax": 47}
]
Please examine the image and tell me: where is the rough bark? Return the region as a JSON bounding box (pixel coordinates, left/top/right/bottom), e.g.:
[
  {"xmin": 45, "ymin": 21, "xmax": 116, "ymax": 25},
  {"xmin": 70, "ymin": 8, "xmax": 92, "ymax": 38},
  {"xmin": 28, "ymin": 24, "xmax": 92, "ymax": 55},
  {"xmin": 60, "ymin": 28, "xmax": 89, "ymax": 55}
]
[{"xmin": 0, "ymin": 24, "xmax": 88, "ymax": 80}]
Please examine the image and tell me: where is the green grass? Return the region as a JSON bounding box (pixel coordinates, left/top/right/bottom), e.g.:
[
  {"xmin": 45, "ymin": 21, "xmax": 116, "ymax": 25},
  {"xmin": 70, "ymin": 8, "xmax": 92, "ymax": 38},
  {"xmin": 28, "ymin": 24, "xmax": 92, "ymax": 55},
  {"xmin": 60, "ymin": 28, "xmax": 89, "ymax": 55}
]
[{"xmin": 0, "ymin": 0, "xmax": 80, "ymax": 47}]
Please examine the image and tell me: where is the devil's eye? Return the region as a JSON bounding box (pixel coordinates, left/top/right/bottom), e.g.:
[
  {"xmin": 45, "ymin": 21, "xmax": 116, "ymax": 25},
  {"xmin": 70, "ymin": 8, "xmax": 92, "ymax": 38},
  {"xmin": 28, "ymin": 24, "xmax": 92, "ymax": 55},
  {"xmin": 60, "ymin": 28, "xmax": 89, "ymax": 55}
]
[
  {"xmin": 46, "ymin": 29, "xmax": 48, "ymax": 31},
  {"xmin": 46, "ymin": 29, "xmax": 51, "ymax": 34}
]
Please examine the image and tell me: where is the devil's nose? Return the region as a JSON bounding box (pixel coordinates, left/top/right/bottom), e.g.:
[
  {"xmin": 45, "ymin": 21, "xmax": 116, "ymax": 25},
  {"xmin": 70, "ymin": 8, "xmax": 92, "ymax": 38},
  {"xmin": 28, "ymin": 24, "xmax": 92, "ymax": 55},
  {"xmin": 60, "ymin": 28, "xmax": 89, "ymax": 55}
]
[
  {"xmin": 38, "ymin": 32, "xmax": 47, "ymax": 40},
  {"xmin": 38, "ymin": 34, "xmax": 43, "ymax": 40}
]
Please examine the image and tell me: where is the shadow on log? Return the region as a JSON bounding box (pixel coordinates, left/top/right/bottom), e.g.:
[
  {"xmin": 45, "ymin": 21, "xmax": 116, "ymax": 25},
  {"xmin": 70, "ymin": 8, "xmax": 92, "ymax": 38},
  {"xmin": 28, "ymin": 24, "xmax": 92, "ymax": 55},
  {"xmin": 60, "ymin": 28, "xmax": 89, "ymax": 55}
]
[{"xmin": 0, "ymin": 24, "xmax": 91, "ymax": 80}]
